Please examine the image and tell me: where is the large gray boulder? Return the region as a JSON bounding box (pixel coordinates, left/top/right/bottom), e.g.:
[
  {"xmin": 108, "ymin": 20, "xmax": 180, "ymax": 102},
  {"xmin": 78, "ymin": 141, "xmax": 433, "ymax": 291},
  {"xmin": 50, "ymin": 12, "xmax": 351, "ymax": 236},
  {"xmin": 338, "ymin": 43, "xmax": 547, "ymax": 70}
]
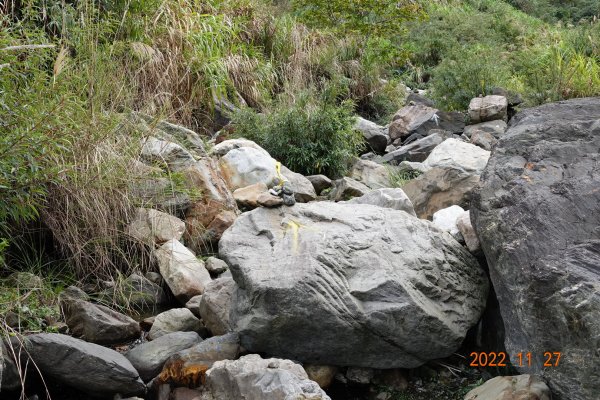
[
  {"xmin": 126, "ymin": 331, "xmax": 202, "ymax": 382},
  {"xmin": 471, "ymin": 98, "xmax": 600, "ymax": 400},
  {"xmin": 127, "ymin": 208, "xmax": 185, "ymax": 244},
  {"xmin": 355, "ymin": 116, "xmax": 388, "ymax": 154},
  {"xmin": 219, "ymin": 202, "xmax": 488, "ymax": 368},
  {"xmin": 25, "ymin": 333, "xmax": 146, "ymax": 397},
  {"xmin": 200, "ymin": 354, "xmax": 330, "ymax": 400}
]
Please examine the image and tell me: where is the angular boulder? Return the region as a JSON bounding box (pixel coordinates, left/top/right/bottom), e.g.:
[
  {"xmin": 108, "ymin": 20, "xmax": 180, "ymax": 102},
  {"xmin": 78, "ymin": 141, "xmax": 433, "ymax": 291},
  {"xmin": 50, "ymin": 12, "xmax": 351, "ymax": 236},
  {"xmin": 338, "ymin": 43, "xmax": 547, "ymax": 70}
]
[
  {"xmin": 200, "ymin": 354, "xmax": 330, "ymax": 400},
  {"xmin": 61, "ymin": 298, "xmax": 140, "ymax": 345},
  {"xmin": 126, "ymin": 331, "xmax": 202, "ymax": 382},
  {"xmin": 306, "ymin": 175, "xmax": 332, "ymax": 195},
  {"xmin": 141, "ymin": 136, "xmax": 196, "ymax": 171},
  {"xmin": 199, "ymin": 276, "xmax": 235, "ymax": 336},
  {"xmin": 156, "ymin": 239, "xmax": 212, "ymax": 302},
  {"xmin": 233, "ymin": 182, "xmax": 269, "ymax": 209},
  {"xmin": 468, "ymin": 95, "xmax": 508, "ymax": 123},
  {"xmin": 280, "ymin": 166, "xmax": 317, "ymax": 203},
  {"xmin": 388, "ymin": 104, "xmax": 437, "ymax": 141},
  {"xmin": 404, "ymin": 139, "xmax": 490, "ymax": 219},
  {"xmin": 422, "ymin": 138, "xmax": 490, "ymax": 173},
  {"xmin": 471, "ymin": 98, "xmax": 600, "ymax": 400},
  {"xmin": 219, "ymin": 202, "xmax": 488, "ymax": 368},
  {"xmin": 98, "ymin": 273, "xmax": 169, "ymax": 310},
  {"xmin": 25, "ymin": 333, "xmax": 146, "ymax": 397},
  {"xmin": 463, "ymin": 120, "xmax": 507, "ymax": 139}
]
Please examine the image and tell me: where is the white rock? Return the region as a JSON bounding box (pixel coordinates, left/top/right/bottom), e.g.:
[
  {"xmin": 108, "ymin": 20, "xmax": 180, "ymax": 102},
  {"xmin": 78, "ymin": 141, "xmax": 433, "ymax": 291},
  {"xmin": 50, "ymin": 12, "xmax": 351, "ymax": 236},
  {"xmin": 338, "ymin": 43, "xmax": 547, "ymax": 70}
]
[
  {"xmin": 155, "ymin": 239, "xmax": 212, "ymax": 302},
  {"xmin": 220, "ymin": 147, "xmax": 278, "ymax": 191},
  {"xmin": 423, "ymin": 138, "xmax": 490, "ymax": 174},
  {"xmin": 432, "ymin": 205, "xmax": 465, "ymax": 241},
  {"xmin": 468, "ymin": 95, "xmax": 508, "ymax": 123}
]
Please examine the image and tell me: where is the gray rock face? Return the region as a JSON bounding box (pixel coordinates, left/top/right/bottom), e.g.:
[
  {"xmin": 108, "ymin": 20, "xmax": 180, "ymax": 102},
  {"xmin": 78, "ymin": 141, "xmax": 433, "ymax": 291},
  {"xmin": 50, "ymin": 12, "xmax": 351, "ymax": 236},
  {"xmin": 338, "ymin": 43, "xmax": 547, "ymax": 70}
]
[
  {"xmin": 199, "ymin": 277, "xmax": 235, "ymax": 336},
  {"xmin": 346, "ymin": 188, "xmax": 416, "ymax": 216},
  {"xmin": 126, "ymin": 332, "xmax": 202, "ymax": 382},
  {"xmin": 355, "ymin": 117, "xmax": 388, "ymax": 154},
  {"xmin": 61, "ymin": 298, "xmax": 141, "ymax": 345},
  {"xmin": 25, "ymin": 333, "xmax": 146, "ymax": 397},
  {"xmin": 148, "ymin": 308, "xmax": 203, "ymax": 340},
  {"xmin": 201, "ymin": 354, "xmax": 330, "ymax": 400},
  {"xmin": 219, "ymin": 202, "xmax": 488, "ymax": 368},
  {"xmin": 464, "ymin": 375, "xmax": 551, "ymax": 400},
  {"xmin": 471, "ymin": 98, "xmax": 600, "ymax": 400},
  {"xmin": 468, "ymin": 95, "xmax": 508, "ymax": 123}
]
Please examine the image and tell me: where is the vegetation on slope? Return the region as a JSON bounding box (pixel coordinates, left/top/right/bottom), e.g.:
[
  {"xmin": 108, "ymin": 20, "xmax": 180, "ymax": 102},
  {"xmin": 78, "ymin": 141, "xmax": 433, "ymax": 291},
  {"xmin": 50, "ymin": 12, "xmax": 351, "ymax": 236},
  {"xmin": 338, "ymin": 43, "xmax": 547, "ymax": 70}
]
[{"xmin": 0, "ymin": 0, "xmax": 599, "ymax": 287}]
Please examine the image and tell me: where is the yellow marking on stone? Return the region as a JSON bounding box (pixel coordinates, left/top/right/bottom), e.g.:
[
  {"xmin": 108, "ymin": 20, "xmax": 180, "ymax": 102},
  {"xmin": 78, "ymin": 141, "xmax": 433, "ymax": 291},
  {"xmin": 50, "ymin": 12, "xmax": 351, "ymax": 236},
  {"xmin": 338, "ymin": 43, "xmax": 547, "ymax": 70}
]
[{"xmin": 285, "ymin": 219, "xmax": 301, "ymax": 254}]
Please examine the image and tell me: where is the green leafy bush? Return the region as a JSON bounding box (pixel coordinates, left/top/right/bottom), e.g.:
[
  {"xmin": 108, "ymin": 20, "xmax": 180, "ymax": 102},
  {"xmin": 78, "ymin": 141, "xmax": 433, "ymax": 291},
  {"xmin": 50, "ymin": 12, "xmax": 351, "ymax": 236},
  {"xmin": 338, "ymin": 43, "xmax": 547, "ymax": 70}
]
[{"xmin": 232, "ymin": 94, "xmax": 362, "ymax": 177}]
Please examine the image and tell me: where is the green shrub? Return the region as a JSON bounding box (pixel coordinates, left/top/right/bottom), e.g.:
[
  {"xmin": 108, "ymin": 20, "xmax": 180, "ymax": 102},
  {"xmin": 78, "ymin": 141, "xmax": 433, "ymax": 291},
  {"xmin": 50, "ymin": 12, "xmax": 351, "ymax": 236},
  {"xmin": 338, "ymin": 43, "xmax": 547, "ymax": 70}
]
[{"xmin": 232, "ymin": 93, "xmax": 362, "ymax": 177}]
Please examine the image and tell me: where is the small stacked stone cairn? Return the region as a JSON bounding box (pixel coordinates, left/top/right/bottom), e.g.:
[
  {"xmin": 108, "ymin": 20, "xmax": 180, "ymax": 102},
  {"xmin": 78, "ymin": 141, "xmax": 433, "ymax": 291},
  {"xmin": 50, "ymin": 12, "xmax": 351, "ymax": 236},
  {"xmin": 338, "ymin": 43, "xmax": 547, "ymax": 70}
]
[{"xmin": 269, "ymin": 162, "xmax": 296, "ymax": 206}]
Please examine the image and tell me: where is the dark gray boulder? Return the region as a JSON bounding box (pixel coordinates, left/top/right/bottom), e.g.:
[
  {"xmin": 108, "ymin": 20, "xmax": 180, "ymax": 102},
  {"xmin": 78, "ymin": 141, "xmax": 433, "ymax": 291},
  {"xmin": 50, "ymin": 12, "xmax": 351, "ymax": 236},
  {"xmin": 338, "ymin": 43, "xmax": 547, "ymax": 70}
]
[
  {"xmin": 61, "ymin": 298, "xmax": 141, "ymax": 345},
  {"xmin": 219, "ymin": 202, "xmax": 488, "ymax": 368},
  {"xmin": 25, "ymin": 333, "xmax": 146, "ymax": 397},
  {"xmin": 471, "ymin": 98, "xmax": 600, "ymax": 400},
  {"xmin": 377, "ymin": 132, "xmax": 449, "ymax": 164},
  {"xmin": 126, "ymin": 331, "xmax": 202, "ymax": 382}
]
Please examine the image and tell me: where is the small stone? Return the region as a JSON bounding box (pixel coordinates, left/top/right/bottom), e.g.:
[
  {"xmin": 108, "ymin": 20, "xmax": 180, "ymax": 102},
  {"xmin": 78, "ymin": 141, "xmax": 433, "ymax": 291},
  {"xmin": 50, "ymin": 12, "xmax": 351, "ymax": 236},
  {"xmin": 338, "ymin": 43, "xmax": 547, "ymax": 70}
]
[
  {"xmin": 205, "ymin": 257, "xmax": 228, "ymax": 275},
  {"xmin": 306, "ymin": 175, "xmax": 332, "ymax": 194},
  {"xmin": 282, "ymin": 193, "xmax": 296, "ymax": 206},
  {"xmin": 432, "ymin": 205, "xmax": 466, "ymax": 242},
  {"xmin": 456, "ymin": 211, "xmax": 481, "ymax": 253},
  {"xmin": 465, "ymin": 375, "xmax": 551, "ymax": 400}
]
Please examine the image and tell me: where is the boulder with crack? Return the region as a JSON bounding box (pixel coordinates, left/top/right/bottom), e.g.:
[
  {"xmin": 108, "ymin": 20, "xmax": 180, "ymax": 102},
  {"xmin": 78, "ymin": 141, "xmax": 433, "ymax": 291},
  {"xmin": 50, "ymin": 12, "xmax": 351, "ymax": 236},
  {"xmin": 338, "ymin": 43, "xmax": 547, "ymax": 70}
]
[{"xmin": 219, "ymin": 202, "xmax": 488, "ymax": 368}]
